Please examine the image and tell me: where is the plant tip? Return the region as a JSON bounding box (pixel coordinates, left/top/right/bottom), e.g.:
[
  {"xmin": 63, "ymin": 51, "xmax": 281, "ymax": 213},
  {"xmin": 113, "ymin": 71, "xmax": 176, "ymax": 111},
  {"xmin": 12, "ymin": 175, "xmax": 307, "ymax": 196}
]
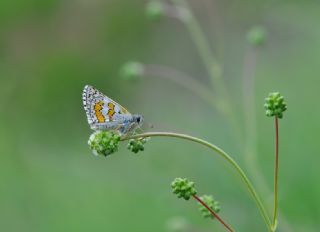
[
  {"xmin": 247, "ymin": 26, "xmax": 267, "ymax": 46},
  {"xmin": 127, "ymin": 138, "xmax": 148, "ymax": 154},
  {"xmin": 198, "ymin": 195, "xmax": 220, "ymax": 219},
  {"xmin": 264, "ymin": 92, "xmax": 287, "ymax": 118},
  {"xmin": 171, "ymin": 177, "xmax": 197, "ymax": 200},
  {"xmin": 120, "ymin": 61, "xmax": 144, "ymax": 81},
  {"xmin": 88, "ymin": 131, "xmax": 121, "ymax": 157},
  {"xmin": 146, "ymin": 1, "xmax": 165, "ymax": 21}
]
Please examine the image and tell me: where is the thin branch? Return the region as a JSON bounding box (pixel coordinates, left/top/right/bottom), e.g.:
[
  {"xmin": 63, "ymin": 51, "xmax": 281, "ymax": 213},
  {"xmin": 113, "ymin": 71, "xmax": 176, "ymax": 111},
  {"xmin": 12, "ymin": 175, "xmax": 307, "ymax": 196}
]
[
  {"xmin": 122, "ymin": 132, "xmax": 272, "ymax": 228},
  {"xmin": 242, "ymin": 46, "xmax": 270, "ymax": 196},
  {"xmin": 193, "ymin": 195, "xmax": 234, "ymax": 232},
  {"xmin": 272, "ymin": 117, "xmax": 279, "ymax": 230},
  {"xmin": 142, "ymin": 64, "xmax": 226, "ymax": 114}
]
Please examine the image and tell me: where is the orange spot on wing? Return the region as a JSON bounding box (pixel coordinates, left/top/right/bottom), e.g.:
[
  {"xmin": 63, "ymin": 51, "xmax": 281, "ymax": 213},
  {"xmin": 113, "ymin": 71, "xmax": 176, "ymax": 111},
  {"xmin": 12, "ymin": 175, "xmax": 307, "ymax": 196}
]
[
  {"xmin": 94, "ymin": 101, "xmax": 105, "ymax": 123},
  {"xmin": 107, "ymin": 102, "xmax": 116, "ymax": 120}
]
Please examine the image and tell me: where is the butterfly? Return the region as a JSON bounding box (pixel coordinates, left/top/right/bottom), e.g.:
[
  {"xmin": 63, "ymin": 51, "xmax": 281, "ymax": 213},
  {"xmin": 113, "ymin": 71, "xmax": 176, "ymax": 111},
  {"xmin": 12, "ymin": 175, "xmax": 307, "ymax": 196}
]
[{"xmin": 82, "ymin": 85, "xmax": 143, "ymax": 135}]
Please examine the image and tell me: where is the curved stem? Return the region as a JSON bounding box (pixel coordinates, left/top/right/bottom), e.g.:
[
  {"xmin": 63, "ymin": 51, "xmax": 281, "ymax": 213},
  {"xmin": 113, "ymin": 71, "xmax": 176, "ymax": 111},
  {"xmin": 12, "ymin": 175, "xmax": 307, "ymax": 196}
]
[
  {"xmin": 142, "ymin": 64, "xmax": 225, "ymax": 114},
  {"xmin": 169, "ymin": 0, "xmax": 242, "ymax": 143},
  {"xmin": 272, "ymin": 117, "xmax": 279, "ymax": 230},
  {"xmin": 193, "ymin": 195, "xmax": 234, "ymax": 232},
  {"xmin": 142, "ymin": 63, "xmax": 242, "ymax": 145},
  {"xmin": 170, "ymin": 0, "xmax": 222, "ymax": 90},
  {"xmin": 122, "ymin": 132, "xmax": 272, "ymax": 229}
]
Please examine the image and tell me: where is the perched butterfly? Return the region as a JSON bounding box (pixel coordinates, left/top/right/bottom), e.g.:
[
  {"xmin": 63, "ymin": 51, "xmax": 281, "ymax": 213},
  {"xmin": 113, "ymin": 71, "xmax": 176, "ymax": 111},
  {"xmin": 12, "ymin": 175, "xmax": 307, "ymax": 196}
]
[{"xmin": 82, "ymin": 85, "xmax": 143, "ymax": 135}]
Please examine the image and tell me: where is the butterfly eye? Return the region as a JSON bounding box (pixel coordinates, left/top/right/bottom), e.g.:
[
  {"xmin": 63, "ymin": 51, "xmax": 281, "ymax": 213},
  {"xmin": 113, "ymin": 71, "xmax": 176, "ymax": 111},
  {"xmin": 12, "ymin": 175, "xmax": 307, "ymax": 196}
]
[{"xmin": 136, "ymin": 117, "xmax": 141, "ymax": 123}]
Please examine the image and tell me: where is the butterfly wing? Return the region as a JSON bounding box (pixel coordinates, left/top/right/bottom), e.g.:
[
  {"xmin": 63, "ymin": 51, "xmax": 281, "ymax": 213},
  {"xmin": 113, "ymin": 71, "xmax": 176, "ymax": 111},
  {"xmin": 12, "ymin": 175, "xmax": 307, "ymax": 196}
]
[{"xmin": 82, "ymin": 85, "xmax": 131, "ymax": 128}]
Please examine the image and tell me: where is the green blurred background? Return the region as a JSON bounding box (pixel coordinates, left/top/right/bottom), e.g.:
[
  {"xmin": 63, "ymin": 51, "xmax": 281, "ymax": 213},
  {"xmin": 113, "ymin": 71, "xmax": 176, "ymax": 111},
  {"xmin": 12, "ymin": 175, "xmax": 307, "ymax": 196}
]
[{"xmin": 0, "ymin": 0, "xmax": 319, "ymax": 231}]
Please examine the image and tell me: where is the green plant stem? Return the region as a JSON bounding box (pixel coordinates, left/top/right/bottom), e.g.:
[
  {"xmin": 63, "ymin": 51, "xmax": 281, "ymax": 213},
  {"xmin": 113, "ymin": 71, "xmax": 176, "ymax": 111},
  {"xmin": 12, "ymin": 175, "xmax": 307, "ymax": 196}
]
[
  {"xmin": 170, "ymin": 0, "xmax": 222, "ymax": 90},
  {"xmin": 142, "ymin": 64, "xmax": 225, "ymax": 114},
  {"xmin": 122, "ymin": 132, "xmax": 272, "ymax": 229},
  {"xmin": 170, "ymin": 0, "xmax": 242, "ymax": 143},
  {"xmin": 272, "ymin": 117, "xmax": 279, "ymax": 231},
  {"xmin": 193, "ymin": 195, "xmax": 234, "ymax": 232},
  {"xmin": 242, "ymin": 46, "xmax": 270, "ymax": 198}
]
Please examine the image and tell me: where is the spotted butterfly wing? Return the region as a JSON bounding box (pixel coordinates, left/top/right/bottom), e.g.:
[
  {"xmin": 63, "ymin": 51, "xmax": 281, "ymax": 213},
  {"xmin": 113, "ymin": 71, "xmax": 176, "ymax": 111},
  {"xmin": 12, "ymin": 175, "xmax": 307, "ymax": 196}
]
[{"xmin": 82, "ymin": 85, "xmax": 131, "ymax": 129}]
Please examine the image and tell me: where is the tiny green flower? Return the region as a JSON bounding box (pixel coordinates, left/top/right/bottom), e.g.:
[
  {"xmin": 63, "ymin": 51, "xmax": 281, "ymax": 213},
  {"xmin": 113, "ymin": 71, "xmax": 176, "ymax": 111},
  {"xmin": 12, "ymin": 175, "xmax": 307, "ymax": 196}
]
[
  {"xmin": 247, "ymin": 26, "xmax": 267, "ymax": 46},
  {"xmin": 198, "ymin": 195, "xmax": 220, "ymax": 219},
  {"xmin": 145, "ymin": 1, "xmax": 164, "ymax": 21},
  {"xmin": 264, "ymin": 92, "xmax": 287, "ymax": 118},
  {"xmin": 88, "ymin": 131, "xmax": 120, "ymax": 157},
  {"xmin": 127, "ymin": 138, "xmax": 148, "ymax": 154},
  {"xmin": 119, "ymin": 61, "xmax": 144, "ymax": 81},
  {"xmin": 171, "ymin": 178, "xmax": 197, "ymax": 200}
]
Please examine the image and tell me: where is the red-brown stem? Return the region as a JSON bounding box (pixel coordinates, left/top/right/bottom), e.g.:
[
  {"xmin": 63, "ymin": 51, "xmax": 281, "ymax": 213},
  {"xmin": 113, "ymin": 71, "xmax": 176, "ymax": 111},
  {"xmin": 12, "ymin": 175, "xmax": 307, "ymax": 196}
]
[
  {"xmin": 272, "ymin": 117, "xmax": 279, "ymax": 229},
  {"xmin": 192, "ymin": 195, "xmax": 234, "ymax": 232}
]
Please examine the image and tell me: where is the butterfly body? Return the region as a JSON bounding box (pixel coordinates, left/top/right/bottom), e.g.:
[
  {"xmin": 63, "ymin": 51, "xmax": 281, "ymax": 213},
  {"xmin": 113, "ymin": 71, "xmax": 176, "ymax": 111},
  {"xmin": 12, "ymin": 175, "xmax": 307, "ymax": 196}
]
[{"xmin": 82, "ymin": 85, "xmax": 143, "ymax": 135}]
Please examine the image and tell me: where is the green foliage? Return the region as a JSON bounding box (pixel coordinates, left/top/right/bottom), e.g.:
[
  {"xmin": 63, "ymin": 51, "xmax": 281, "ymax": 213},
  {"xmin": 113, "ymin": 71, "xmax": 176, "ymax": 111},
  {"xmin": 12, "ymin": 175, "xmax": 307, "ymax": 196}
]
[
  {"xmin": 171, "ymin": 178, "xmax": 197, "ymax": 200},
  {"xmin": 127, "ymin": 138, "xmax": 148, "ymax": 154},
  {"xmin": 264, "ymin": 92, "xmax": 287, "ymax": 118},
  {"xmin": 88, "ymin": 131, "xmax": 121, "ymax": 157},
  {"xmin": 198, "ymin": 195, "xmax": 220, "ymax": 219}
]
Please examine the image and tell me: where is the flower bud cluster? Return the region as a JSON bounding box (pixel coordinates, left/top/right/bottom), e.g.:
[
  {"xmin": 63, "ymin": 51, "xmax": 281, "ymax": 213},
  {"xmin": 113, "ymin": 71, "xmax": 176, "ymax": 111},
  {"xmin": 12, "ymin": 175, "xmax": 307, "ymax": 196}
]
[
  {"xmin": 264, "ymin": 92, "xmax": 287, "ymax": 118},
  {"xmin": 88, "ymin": 131, "xmax": 120, "ymax": 157},
  {"xmin": 171, "ymin": 178, "xmax": 197, "ymax": 200},
  {"xmin": 198, "ymin": 195, "xmax": 220, "ymax": 219}
]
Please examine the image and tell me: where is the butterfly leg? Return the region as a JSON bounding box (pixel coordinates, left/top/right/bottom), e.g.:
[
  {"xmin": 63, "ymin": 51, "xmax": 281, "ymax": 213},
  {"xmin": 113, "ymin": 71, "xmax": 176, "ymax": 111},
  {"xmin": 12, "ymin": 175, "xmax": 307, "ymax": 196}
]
[{"xmin": 118, "ymin": 122, "xmax": 138, "ymax": 135}]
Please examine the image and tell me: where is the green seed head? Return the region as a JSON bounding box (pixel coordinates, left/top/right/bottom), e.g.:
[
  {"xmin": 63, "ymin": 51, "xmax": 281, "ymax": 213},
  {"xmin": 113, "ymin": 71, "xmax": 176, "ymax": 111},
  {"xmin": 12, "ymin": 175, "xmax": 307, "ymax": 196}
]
[
  {"xmin": 247, "ymin": 26, "xmax": 267, "ymax": 46},
  {"xmin": 127, "ymin": 138, "xmax": 148, "ymax": 154},
  {"xmin": 198, "ymin": 195, "xmax": 220, "ymax": 219},
  {"xmin": 146, "ymin": 1, "xmax": 164, "ymax": 21},
  {"xmin": 88, "ymin": 131, "xmax": 120, "ymax": 157},
  {"xmin": 264, "ymin": 92, "xmax": 287, "ymax": 118},
  {"xmin": 171, "ymin": 178, "xmax": 197, "ymax": 200},
  {"xmin": 120, "ymin": 61, "xmax": 144, "ymax": 81}
]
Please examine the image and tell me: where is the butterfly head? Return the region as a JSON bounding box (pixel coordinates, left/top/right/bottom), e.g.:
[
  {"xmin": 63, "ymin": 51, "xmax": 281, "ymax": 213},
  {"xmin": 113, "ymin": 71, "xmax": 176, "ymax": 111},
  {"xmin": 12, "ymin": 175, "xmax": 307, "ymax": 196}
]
[{"xmin": 133, "ymin": 114, "xmax": 144, "ymax": 127}]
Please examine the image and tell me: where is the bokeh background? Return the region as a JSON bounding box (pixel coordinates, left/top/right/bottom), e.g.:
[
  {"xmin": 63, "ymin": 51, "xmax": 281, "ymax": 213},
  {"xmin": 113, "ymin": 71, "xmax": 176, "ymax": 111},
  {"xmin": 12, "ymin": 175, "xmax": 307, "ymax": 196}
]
[{"xmin": 0, "ymin": 0, "xmax": 319, "ymax": 231}]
